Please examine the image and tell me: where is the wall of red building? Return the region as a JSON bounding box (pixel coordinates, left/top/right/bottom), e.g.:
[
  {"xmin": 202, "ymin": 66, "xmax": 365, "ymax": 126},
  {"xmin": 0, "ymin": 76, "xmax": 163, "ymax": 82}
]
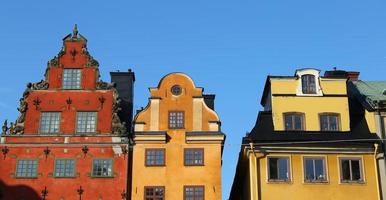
[{"xmin": 0, "ymin": 146, "xmax": 128, "ymax": 200}]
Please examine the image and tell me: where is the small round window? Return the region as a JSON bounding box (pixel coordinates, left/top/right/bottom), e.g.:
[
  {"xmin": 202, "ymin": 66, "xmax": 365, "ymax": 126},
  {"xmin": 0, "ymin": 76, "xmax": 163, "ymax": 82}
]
[{"xmin": 171, "ymin": 85, "xmax": 182, "ymax": 96}]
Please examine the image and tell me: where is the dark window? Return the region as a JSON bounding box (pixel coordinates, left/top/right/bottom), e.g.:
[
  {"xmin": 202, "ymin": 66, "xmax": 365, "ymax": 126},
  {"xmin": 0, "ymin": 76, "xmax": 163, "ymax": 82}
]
[
  {"xmin": 146, "ymin": 149, "xmax": 165, "ymax": 166},
  {"xmin": 76, "ymin": 112, "xmax": 97, "ymax": 133},
  {"xmin": 39, "ymin": 112, "xmax": 61, "ymax": 134},
  {"xmin": 301, "ymin": 74, "xmax": 316, "ymax": 94},
  {"xmin": 340, "ymin": 158, "xmax": 363, "ymax": 182},
  {"xmin": 92, "ymin": 159, "xmax": 113, "ymax": 177},
  {"xmin": 144, "ymin": 187, "xmax": 164, "ymax": 200},
  {"xmin": 320, "ymin": 114, "xmax": 340, "ymax": 131},
  {"xmin": 284, "ymin": 113, "xmax": 304, "ymax": 131},
  {"xmin": 304, "ymin": 157, "xmax": 327, "ymax": 182},
  {"xmin": 184, "ymin": 149, "xmax": 204, "ymax": 166},
  {"xmin": 55, "ymin": 159, "xmax": 75, "ymax": 177},
  {"xmin": 62, "ymin": 69, "xmax": 81, "ymax": 89},
  {"xmin": 268, "ymin": 157, "xmax": 290, "ymax": 181},
  {"xmin": 16, "ymin": 160, "xmax": 38, "ymax": 178},
  {"xmin": 169, "ymin": 111, "xmax": 184, "ymax": 129},
  {"xmin": 171, "ymin": 85, "xmax": 182, "ymax": 96},
  {"xmin": 184, "ymin": 186, "xmax": 204, "ymax": 200}
]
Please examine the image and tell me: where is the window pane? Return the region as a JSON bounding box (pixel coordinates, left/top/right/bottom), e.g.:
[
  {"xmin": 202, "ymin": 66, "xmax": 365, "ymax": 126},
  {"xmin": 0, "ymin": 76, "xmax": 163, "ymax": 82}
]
[
  {"xmin": 314, "ymin": 159, "xmax": 325, "ymax": 180},
  {"xmin": 269, "ymin": 158, "xmax": 278, "ymax": 180},
  {"xmin": 63, "ymin": 69, "xmax": 81, "ymax": 89},
  {"xmin": 146, "ymin": 149, "xmax": 165, "ymax": 166},
  {"xmin": 16, "ymin": 160, "xmax": 37, "ymax": 177},
  {"xmin": 351, "ymin": 160, "xmax": 361, "ymax": 181},
  {"xmin": 40, "ymin": 112, "xmax": 61, "ymax": 134},
  {"xmin": 341, "ymin": 160, "xmax": 351, "ymax": 181},
  {"xmin": 278, "ymin": 158, "xmax": 289, "ymax": 180},
  {"xmin": 302, "ymin": 75, "xmax": 316, "ymax": 94},
  {"xmin": 76, "ymin": 112, "xmax": 97, "ymax": 133},
  {"xmin": 294, "ymin": 115, "xmax": 303, "ymax": 130},
  {"xmin": 284, "ymin": 114, "xmax": 303, "ymax": 131},
  {"xmin": 185, "ymin": 149, "xmax": 203, "ymax": 166},
  {"xmin": 92, "ymin": 159, "xmax": 113, "ymax": 177},
  {"xmin": 145, "ymin": 187, "xmax": 164, "ymax": 200},
  {"xmin": 305, "ymin": 159, "xmax": 315, "ymax": 180},
  {"xmin": 169, "ymin": 111, "xmax": 184, "ymax": 129},
  {"xmin": 285, "ymin": 115, "xmax": 293, "ymax": 130}
]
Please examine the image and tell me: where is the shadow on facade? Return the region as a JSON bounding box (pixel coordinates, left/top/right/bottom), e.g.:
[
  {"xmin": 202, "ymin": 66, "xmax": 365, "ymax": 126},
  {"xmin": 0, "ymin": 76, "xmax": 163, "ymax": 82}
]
[{"xmin": 0, "ymin": 180, "xmax": 41, "ymax": 200}]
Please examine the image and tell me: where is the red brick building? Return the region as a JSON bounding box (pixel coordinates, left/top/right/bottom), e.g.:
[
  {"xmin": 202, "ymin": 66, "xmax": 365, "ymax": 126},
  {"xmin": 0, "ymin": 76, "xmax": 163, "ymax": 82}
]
[{"xmin": 0, "ymin": 26, "xmax": 134, "ymax": 200}]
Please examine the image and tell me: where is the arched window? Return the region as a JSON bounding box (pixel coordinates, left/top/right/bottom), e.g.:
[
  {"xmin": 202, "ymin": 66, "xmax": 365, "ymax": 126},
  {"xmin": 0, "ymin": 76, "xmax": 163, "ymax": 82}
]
[{"xmin": 301, "ymin": 74, "xmax": 316, "ymax": 94}]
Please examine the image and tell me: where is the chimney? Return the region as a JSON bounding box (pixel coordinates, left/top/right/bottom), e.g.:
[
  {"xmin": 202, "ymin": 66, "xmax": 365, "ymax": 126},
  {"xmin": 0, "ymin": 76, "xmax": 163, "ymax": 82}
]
[
  {"xmin": 324, "ymin": 69, "xmax": 360, "ymax": 81},
  {"xmin": 203, "ymin": 94, "xmax": 215, "ymax": 110},
  {"xmin": 346, "ymin": 71, "xmax": 360, "ymax": 81},
  {"xmin": 110, "ymin": 69, "xmax": 135, "ymax": 134}
]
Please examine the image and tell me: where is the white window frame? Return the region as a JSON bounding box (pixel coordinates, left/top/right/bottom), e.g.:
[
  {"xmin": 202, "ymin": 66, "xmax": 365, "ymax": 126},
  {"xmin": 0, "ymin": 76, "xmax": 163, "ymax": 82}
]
[
  {"xmin": 266, "ymin": 155, "xmax": 292, "ymax": 183},
  {"xmin": 295, "ymin": 68, "xmax": 323, "ymax": 96},
  {"xmin": 302, "ymin": 155, "xmax": 329, "ymax": 183},
  {"xmin": 337, "ymin": 156, "xmax": 365, "ymax": 184}
]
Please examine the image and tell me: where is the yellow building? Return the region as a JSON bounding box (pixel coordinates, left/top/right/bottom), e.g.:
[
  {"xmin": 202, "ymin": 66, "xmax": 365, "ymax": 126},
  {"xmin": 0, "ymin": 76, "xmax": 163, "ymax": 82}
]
[
  {"xmin": 348, "ymin": 80, "xmax": 386, "ymax": 199},
  {"xmin": 230, "ymin": 69, "xmax": 381, "ymax": 200},
  {"xmin": 131, "ymin": 73, "xmax": 225, "ymax": 200}
]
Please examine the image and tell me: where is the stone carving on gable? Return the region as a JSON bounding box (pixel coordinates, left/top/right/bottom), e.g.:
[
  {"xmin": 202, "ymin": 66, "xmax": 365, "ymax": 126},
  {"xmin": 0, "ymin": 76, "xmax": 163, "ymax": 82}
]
[
  {"xmin": 30, "ymin": 80, "xmax": 49, "ymax": 90},
  {"xmin": 96, "ymin": 81, "xmax": 115, "ymax": 90},
  {"xmin": 111, "ymin": 86, "xmax": 127, "ymax": 135}
]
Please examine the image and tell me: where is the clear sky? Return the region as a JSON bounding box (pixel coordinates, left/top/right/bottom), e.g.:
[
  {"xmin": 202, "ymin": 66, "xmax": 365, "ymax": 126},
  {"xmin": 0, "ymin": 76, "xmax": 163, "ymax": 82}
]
[{"xmin": 1, "ymin": 0, "xmax": 386, "ymax": 198}]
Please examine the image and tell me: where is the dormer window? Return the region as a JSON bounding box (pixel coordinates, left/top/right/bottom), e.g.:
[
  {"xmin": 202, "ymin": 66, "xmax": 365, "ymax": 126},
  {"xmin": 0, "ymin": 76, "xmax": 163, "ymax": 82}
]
[
  {"xmin": 296, "ymin": 69, "xmax": 323, "ymax": 96},
  {"xmin": 301, "ymin": 74, "xmax": 316, "ymax": 94},
  {"xmin": 63, "ymin": 69, "xmax": 81, "ymax": 89}
]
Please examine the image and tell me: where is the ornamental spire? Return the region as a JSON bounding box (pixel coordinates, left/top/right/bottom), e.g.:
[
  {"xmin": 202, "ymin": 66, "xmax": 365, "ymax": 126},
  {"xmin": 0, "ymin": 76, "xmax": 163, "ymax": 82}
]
[{"xmin": 72, "ymin": 24, "xmax": 78, "ymax": 38}]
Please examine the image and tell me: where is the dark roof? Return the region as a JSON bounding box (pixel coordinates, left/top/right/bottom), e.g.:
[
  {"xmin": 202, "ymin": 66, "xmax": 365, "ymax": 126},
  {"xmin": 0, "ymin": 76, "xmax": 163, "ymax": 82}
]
[{"xmin": 245, "ymin": 111, "xmax": 379, "ymax": 147}]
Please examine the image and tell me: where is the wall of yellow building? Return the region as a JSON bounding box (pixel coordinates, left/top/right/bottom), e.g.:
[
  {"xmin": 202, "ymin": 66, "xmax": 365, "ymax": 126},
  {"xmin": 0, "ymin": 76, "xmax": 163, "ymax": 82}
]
[
  {"xmin": 270, "ymin": 77, "xmax": 350, "ymax": 132},
  {"xmin": 271, "ymin": 96, "xmax": 350, "ymax": 131},
  {"xmin": 365, "ymin": 110, "xmax": 377, "ymax": 133},
  {"xmin": 251, "ymin": 153, "xmax": 379, "ymax": 200},
  {"xmin": 132, "ymin": 73, "xmax": 223, "ymax": 200}
]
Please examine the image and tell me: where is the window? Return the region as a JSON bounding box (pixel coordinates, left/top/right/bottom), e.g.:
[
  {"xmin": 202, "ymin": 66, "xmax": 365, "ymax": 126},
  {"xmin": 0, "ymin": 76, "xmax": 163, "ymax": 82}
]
[
  {"xmin": 146, "ymin": 149, "xmax": 165, "ymax": 166},
  {"xmin": 340, "ymin": 158, "xmax": 363, "ymax": 182},
  {"xmin": 144, "ymin": 187, "xmax": 165, "ymax": 200},
  {"xmin": 169, "ymin": 111, "xmax": 184, "ymax": 129},
  {"xmin": 184, "ymin": 186, "xmax": 204, "ymax": 200},
  {"xmin": 184, "ymin": 149, "xmax": 204, "ymax": 166},
  {"xmin": 304, "ymin": 157, "xmax": 327, "ymax": 182},
  {"xmin": 268, "ymin": 157, "xmax": 290, "ymax": 181},
  {"xmin": 39, "ymin": 112, "xmax": 61, "ymax": 134},
  {"xmin": 76, "ymin": 112, "xmax": 97, "ymax": 133},
  {"xmin": 16, "ymin": 160, "xmax": 38, "ymax": 178},
  {"xmin": 320, "ymin": 114, "xmax": 340, "ymax": 131},
  {"xmin": 284, "ymin": 113, "xmax": 304, "ymax": 131},
  {"xmin": 92, "ymin": 159, "xmax": 113, "ymax": 177},
  {"xmin": 55, "ymin": 159, "xmax": 75, "ymax": 177},
  {"xmin": 171, "ymin": 85, "xmax": 182, "ymax": 96},
  {"xmin": 301, "ymin": 74, "xmax": 316, "ymax": 94},
  {"xmin": 62, "ymin": 69, "xmax": 81, "ymax": 89}
]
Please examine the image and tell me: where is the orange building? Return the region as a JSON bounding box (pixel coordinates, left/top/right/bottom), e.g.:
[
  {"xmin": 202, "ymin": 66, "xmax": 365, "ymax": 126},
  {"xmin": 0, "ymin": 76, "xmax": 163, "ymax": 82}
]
[
  {"xmin": 0, "ymin": 26, "xmax": 134, "ymax": 200},
  {"xmin": 131, "ymin": 73, "xmax": 226, "ymax": 200}
]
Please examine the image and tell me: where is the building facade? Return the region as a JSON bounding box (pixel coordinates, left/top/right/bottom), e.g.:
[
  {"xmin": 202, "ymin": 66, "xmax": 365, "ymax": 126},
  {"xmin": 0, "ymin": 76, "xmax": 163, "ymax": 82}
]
[
  {"xmin": 131, "ymin": 73, "xmax": 225, "ymax": 200},
  {"xmin": 0, "ymin": 26, "xmax": 134, "ymax": 200},
  {"xmin": 230, "ymin": 69, "xmax": 381, "ymax": 200},
  {"xmin": 348, "ymin": 80, "xmax": 386, "ymax": 199}
]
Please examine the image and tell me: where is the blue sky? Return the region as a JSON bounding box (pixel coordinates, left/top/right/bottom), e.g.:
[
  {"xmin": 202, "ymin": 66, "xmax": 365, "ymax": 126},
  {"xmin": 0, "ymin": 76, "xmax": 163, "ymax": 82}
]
[{"xmin": 1, "ymin": 0, "xmax": 386, "ymax": 198}]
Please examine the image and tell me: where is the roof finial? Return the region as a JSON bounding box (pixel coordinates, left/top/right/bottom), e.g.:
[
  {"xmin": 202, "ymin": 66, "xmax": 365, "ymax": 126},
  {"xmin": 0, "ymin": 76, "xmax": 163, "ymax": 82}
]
[{"xmin": 72, "ymin": 24, "xmax": 78, "ymax": 38}]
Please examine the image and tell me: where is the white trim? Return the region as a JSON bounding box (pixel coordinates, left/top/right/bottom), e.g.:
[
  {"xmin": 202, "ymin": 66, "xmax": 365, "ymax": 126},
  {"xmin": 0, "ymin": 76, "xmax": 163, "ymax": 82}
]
[
  {"xmin": 337, "ymin": 155, "xmax": 366, "ymax": 184},
  {"xmin": 301, "ymin": 155, "xmax": 329, "ymax": 184},
  {"xmin": 296, "ymin": 69, "xmax": 323, "ymax": 96}
]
